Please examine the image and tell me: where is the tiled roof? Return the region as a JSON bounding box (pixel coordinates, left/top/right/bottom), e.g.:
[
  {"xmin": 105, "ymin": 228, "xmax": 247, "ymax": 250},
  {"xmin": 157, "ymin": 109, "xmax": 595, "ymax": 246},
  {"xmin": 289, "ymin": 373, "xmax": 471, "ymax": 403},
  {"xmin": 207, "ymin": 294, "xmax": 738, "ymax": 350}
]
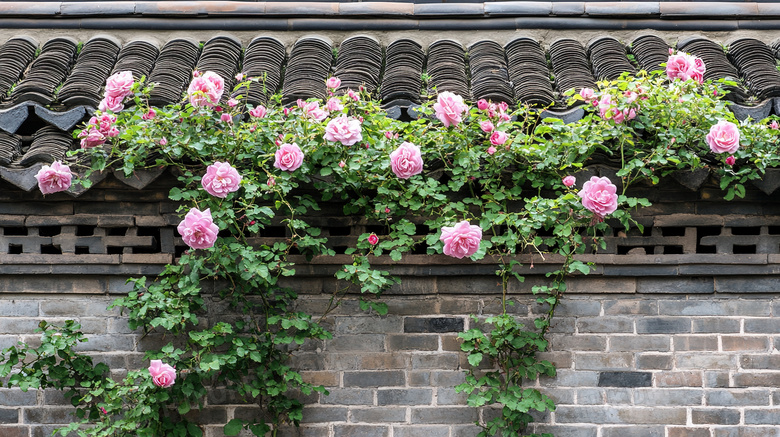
[{"xmin": 1, "ymin": 32, "xmax": 779, "ymax": 194}]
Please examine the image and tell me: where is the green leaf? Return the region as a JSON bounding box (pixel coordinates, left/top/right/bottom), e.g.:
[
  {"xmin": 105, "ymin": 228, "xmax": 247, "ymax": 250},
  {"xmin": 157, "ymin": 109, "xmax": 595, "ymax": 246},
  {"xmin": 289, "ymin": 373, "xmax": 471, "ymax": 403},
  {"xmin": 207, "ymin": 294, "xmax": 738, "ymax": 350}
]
[
  {"xmin": 223, "ymin": 419, "xmax": 244, "ymax": 436},
  {"xmin": 468, "ymin": 353, "xmax": 483, "ymax": 367}
]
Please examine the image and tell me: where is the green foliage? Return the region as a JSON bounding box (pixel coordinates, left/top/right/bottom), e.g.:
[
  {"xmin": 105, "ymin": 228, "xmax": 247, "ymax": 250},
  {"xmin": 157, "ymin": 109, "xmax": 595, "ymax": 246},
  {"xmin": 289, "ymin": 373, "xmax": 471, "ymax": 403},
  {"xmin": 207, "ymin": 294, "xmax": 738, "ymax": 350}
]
[{"xmin": 4, "ymin": 69, "xmax": 779, "ymax": 437}]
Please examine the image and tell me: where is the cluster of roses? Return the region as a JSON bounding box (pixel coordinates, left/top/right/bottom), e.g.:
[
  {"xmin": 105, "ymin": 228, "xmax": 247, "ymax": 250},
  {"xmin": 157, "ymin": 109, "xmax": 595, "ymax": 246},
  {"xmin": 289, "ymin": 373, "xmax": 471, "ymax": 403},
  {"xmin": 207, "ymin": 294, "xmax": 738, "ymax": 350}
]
[
  {"xmin": 78, "ymin": 113, "xmax": 120, "ymax": 149},
  {"xmin": 580, "ymin": 87, "xmax": 643, "ymax": 125},
  {"xmin": 98, "ymin": 71, "xmax": 135, "ymax": 113},
  {"xmin": 433, "ymin": 91, "xmax": 512, "ymax": 155},
  {"xmin": 666, "ymin": 50, "xmax": 706, "ymax": 84}
]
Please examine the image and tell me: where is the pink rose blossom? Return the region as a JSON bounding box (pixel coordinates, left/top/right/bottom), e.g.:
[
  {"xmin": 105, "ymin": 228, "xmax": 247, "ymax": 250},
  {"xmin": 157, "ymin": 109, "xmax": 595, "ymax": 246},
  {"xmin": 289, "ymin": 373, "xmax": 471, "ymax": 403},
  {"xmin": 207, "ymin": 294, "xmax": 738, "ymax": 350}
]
[
  {"xmin": 347, "ymin": 89, "xmax": 360, "ymax": 102},
  {"xmin": 235, "ymin": 72, "xmax": 245, "ymax": 81},
  {"xmin": 326, "ymin": 97, "xmax": 344, "ymax": 112},
  {"xmin": 726, "ymin": 155, "xmax": 736, "ymax": 166},
  {"xmin": 338, "ymin": 160, "xmax": 345, "ymax": 168},
  {"xmin": 433, "ymin": 91, "xmax": 469, "ymax": 127},
  {"xmin": 368, "ymin": 234, "xmax": 379, "ymax": 245},
  {"xmin": 666, "ymin": 53, "xmax": 705, "ymax": 84},
  {"xmin": 35, "ymin": 161, "xmax": 72, "ymax": 195},
  {"xmin": 283, "ymin": 107, "xmax": 291, "ymax": 117},
  {"xmin": 201, "ymin": 162, "xmax": 242, "ymax": 198},
  {"xmin": 612, "ymin": 110, "xmax": 625, "ymax": 124},
  {"xmin": 106, "ymin": 127, "xmax": 119, "ymax": 138},
  {"xmin": 324, "ymin": 116, "xmax": 363, "ymax": 146},
  {"xmin": 479, "ymin": 120, "xmax": 494, "ymax": 133},
  {"xmin": 177, "ymin": 208, "xmax": 219, "ymax": 250},
  {"xmin": 220, "ymin": 113, "xmax": 233, "ymax": 124},
  {"xmin": 98, "ymin": 95, "xmax": 124, "ymax": 113},
  {"xmin": 193, "ymin": 70, "xmax": 201, "ymax": 78},
  {"xmin": 274, "ymin": 143, "xmax": 304, "ymax": 172},
  {"xmin": 440, "ymin": 220, "xmax": 482, "ymax": 259},
  {"xmin": 385, "ymin": 131, "xmax": 393, "ymax": 139},
  {"xmin": 160, "ymin": 138, "xmax": 168, "ymax": 146},
  {"xmin": 104, "ymin": 71, "xmax": 134, "ymax": 100},
  {"xmin": 578, "ymin": 176, "xmax": 618, "ymax": 218},
  {"xmin": 706, "ymin": 120, "xmax": 740, "ymax": 154},
  {"xmin": 148, "ymin": 360, "xmax": 176, "ymax": 388},
  {"xmin": 487, "ymin": 146, "xmax": 496, "ymax": 155},
  {"xmin": 227, "ymin": 98, "xmax": 239, "ymax": 108},
  {"xmin": 579, "ymin": 88, "xmax": 594, "ymax": 100},
  {"xmin": 490, "ymin": 131, "xmax": 508, "ymax": 146},
  {"xmin": 302, "ymin": 101, "xmax": 328, "ymax": 122},
  {"xmin": 624, "ymin": 91, "xmax": 638, "ymax": 104},
  {"xmin": 563, "ymin": 176, "xmax": 576, "ymax": 187},
  {"xmin": 100, "ymin": 407, "xmax": 107, "ymax": 415},
  {"xmin": 267, "ymin": 177, "xmax": 275, "ymax": 187},
  {"xmin": 477, "ymin": 99, "xmax": 489, "ymax": 111},
  {"xmin": 78, "ymin": 127, "xmax": 106, "ymax": 148},
  {"xmin": 623, "ymin": 107, "xmax": 637, "ymax": 121},
  {"xmin": 389, "ymin": 141, "xmax": 423, "ymax": 179},
  {"xmin": 385, "ymin": 207, "xmax": 391, "ymax": 214},
  {"xmin": 326, "ymin": 77, "xmax": 341, "ymax": 89},
  {"xmin": 249, "ymin": 105, "xmax": 267, "ymax": 118},
  {"xmin": 142, "ymin": 109, "xmax": 156, "ymax": 120},
  {"xmin": 770, "ymin": 120, "xmax": 779, "ymax": 130},
  {"xmin": 498, "ymin": 101, "xmax": 509, "ymax": 112},
  {"xmin": 187, "ymin": 71, "xmax": 224, "ymax": 108}
]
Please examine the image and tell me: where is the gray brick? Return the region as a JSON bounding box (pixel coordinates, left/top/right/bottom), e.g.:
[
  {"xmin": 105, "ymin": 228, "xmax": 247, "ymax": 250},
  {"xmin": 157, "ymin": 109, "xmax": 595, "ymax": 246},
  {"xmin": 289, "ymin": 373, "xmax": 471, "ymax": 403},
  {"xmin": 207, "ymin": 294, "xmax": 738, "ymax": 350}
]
[
  {"xmin": 392, "ymin": 426, "xmax": 449, "ymax": 437},
  {"xmin": 603, "ymin": 300, "xmax": 657, "ymax": 316},
  {"xmin": 344, "ymin": 371, "xmax": 405, "ymax": 388},
  {"xmin": 451, "ymin": 425, "xmax": 484, "ymax": 437},
  {"xmin": 655, "ymin": 371, "xmax": 703, "ymax": 387},
  {"xmin": 321, "ymin": 389, "xmax": 373, "ymax": 406},
  {"xmin": 692, "ymin": 318, "xmax": 741, "ymax": 333},
  {"xmin": 636, "ymin": 353, "xmax": 673, "ymax": 370},
  {"xmin": 0, "ymin": 389, "xmax": 37, "ymax": 406},
  {"xmin": 634, "ymin": 389, "xmax": 703, "ymax": 406},
  {"xmin": 692, "ymin": 407, "xmax": 741, "ymax": 425},
  {"xmin": 733, "ymin": 373, "xmax": 780, "ymax": 387},
  {"xmin": 713, "ymin": 427, "xmax": 780, "ymax": 437},
  {"xmin": 300, "ymin": 406, "xmax": 348, "ymax": 423},
  {"xmin": 577, "ymin": 318, "xmax": 633, "ymax": 334},
  {"xmin": 377, "ymin": 389, "xmax": 432, "ymax": 406},
  {"xmin": 575, "ymin": 353, "xmax": 633, "ymax": 371},
  {"xmin": 411, "ymin": 407, "xmax": 477, "ymax": 424},
  {"xmin": 430, "ymin": 371, "xmax": 466, "ymax": 387},
  {"xmin": 638, "ymin": 277, "xmax": 713, "ymax": 294},
  {"xmin": 350, "ymin": 407, "xmax": 406, "ymax": 423},
  {"xmin": 598, "ymin": 372, "xmax": 652, "ymax": 388},
  {"xmin": 334, "ymin": 425, "xmax": 389, "ymax": 437},
  {"xmin": 404, "ymin": 317, "xmax": 463, "ymax": 333},
  {"xmin": 551, "ymin": 334, "xmax": 606, "ymax": 351},
  {"xmin": 326, "ymin": 335, "xmax": 385, "ymax": 352},
  {"xmin": 0, "ymin": 300, "xmax": 38, "ymax": 317},
  {"xmin": 667, "ymin": 428, "xmax": 711, "ymax": 437},
  {"xmin": 554, "ymin": 300, "xmax": 601, "ymax": 317},
  {"xmin": 576, "ymin": 388, "xmax": 603, "ymax": 405},
  {"xmin": 722, "ymin": 336, "xmax": 769, "ymax": 351},
  {"xmin": 659, "ymin": 300, "xmax": 769, "ymax": 317},
  {"xmin": 555, "ymin": 406, "xmax": 686, "ymax": 424},
  {"xmin": 707, "ymin": 390, "xmax": 770, "ymax": 406},
  {"xmin": 0, "ymin": 426, "xmax": 28, "ymax": 437},
  {"xmin": 0, "ymin": 409, "xmax": 18, "ymax": 423},
  {"xmin": 335, "ymin": 316, "xmax": 403, "ymax": 334},
  {"xmin": 40, "ymin": 300, "xmax": 117, "ymax": 317},
  {"xmin": 604, "ymin": 388, "xmax": 632, "ymax": 405},
  {"xmin": 412, "ymin": 353, "xmax": 458, "ymax": 370},
  {"xmin": 358, "ymin": 354, "xmax": 406, "ymax": 370},
  {"xmin": 705, "ymin": 371, "xmax": 730, "ymax": 388},
  {"xmin": 542, "ymin": 370, "xmax": 599, "ymax": 387},
  {"xmin": 744, "ymin": 318, "xmax": 780, "ymax": 333},
  {"xmin": 609, "ymin": 335, "xmax": 669, "ymax": 352},
  {"xmin": 532, "ymin": 425, "xmax": 598, "ymax": 437},
  {"xmin": 0, "ymin": 318, "xmax": 44, "ymax": 334},
  {"xmin": 637, "ymin": 317, "xmax": 691, "ymax": 334},
  {"xmin": 601, "ymin": 426, "xmax": 664, "ymax": 437},
  {"xmin": 437, "ymin": 387, "xmax": 468, "ymax": 405},
  {"xmin": 73, "ymin": 335, "xmax": 135, "ymax": 352},
  {"xmin": 24, "ymin": 407, "xmax": 76, "ymax": 424},
  {"xmin": 673, "ymin": 335, "xmax": 718, "ymax": 351},
  {"xmin": 678, "ymin": 354, "xmax": 735, "ymax": 369},
  {"xmin": 745, "ymin": 408, "xmax": 780, "ymax": 425},
  {"xmin": 386, "ymin": 334, "xmax": 438, "ymax": 351}
]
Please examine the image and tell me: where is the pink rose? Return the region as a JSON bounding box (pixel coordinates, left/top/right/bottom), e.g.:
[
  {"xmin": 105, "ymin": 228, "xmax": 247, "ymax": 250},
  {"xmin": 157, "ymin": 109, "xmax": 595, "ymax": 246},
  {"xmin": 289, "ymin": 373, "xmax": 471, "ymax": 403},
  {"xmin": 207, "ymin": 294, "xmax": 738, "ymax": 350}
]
[
  {"xmin": 706, "ymin": 120, "xmax": 740, "ymax": 154},
  {"xmin": 490, "ymin": 131, "xmax": 508, "ymax": 146},
  {"xmin": 562, "ymin": 176, "xmax": 576, "ymax": 187},
  {"xmin": 347, "ymin": 89, "xmax": 360, "ymax": 102},
  {"xmin": 368, "ymin": 234, "xmax": 379, "ymax": 245},
  {"xmin": 726, "ymin": 155, "xmax": 736, "ymax": 166},
  {"xmin": 78, "ymin": 127, "xmax": 106, "ymax": 148},
  {"xmin": 624, "ymin": 91, "xmax": 638, "ymax": 104},
  {"xmin": 267, "ymin": 177, "xmax": 275, "ymax": 187},
  {"xmin": 177, "ymin": 207, "xmax": 219, "ymax": 250},
  {"xmin": 201, "ymin": 161, "xmax": 242, "ymax": 198},
  {"xmin": 235, "ymin": 72, "xmax": 245, "ymax": 81},
  {"xmin": 301, "ymin": 101, "xmax": 328, "ymax": 122},
  {"xmin": 477, "ymin": 99, "xmax": 489, "ymax": 111},
  {"xmin": 104, "ymin": 71, "xmax": 134, "ymax": 100},
  {"xmin": 98, "ymin": 95, "xmax": 124, "ymax": 113},
  {"xmin": 148, "ymin": 360, "xmax": 176, "ymax": 388},
  {"xmin": 622, "ymin": 108, "xmax": 636, "ymax": 121},
  {"xmin": 338, "ymin": 160, "xmax": 345, "ymax": 168},
  {"xmin": 35, "ymin": 161, "xmax": 72, "ymax": 195},
  {"xmin": 326, "ymin": 97, "xmax": 344, "ymax": 112},
  {"xmin": 106, "ymin": 127, "xmax": 119, "ymax": 138},
  {"xmin": 160, "ymin": 138, "xmax": 167, "ymax": 146},
  {"xmin": 666, "ymin": 54, "xmax": 691, "ymax": 81},
  {"xmin": 249, "ymin": 105, "xmax": 267, "ymax": 118},
  {"xmin": 433, "ymin": 91, "xmax": 469, "ymax": 127},
  {"xmin": 389, "ymin": 141, "xmax": 423, "ymax": 179},
  {"xmin": 771, "ymin": 120, "xmax": 779, "ymax": 130},
  {"xmin": 578, "ymin": 176, "xmax": 618, "ymax": 217},
  {"xmin": 274, "ymin": 143, "xmax": 304, "ymax": 172},
  {"xmin": 227, "ymin": 98, "xmax": 239, "ymax": 108},
  {"xmin": 487, "ymin": 146, "xmax": 496, "ymax": 155},
  {"xmin": 326, "ymin": 77, "xmax": 341, "ymax": 89},
  {"xmin": 324, "ymin": 116, "xmax": 363, "ymax": 146},
  {"xmin": 440, "ymin": 220, "xmax": 482, "ymax": 259},
  {"xmin": 220, "ymin": 113, "xmax": 233, "ymax": 124},
  {"xmin": 479, "ymin": 120, "xmax": 494, "ymax": 133},
  {"xmin": 187, "ymin": 71, "xmax": 224, "ymax": 108},
  {"xmin": 142, "ymin": 109, "xmax": 156, "ymax": 120},
  {"xmin": 579, "ymin": 88, "xmax": 594, "ymax": 100}
]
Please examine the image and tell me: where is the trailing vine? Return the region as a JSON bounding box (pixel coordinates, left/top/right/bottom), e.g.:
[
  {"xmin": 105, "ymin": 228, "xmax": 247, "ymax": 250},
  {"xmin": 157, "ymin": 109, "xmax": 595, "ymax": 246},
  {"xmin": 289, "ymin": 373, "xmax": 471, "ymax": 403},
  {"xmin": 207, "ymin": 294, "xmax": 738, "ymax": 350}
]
[{"xmin": 2, "ymin": 53, "xmax": 780, "ymax": 437}]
